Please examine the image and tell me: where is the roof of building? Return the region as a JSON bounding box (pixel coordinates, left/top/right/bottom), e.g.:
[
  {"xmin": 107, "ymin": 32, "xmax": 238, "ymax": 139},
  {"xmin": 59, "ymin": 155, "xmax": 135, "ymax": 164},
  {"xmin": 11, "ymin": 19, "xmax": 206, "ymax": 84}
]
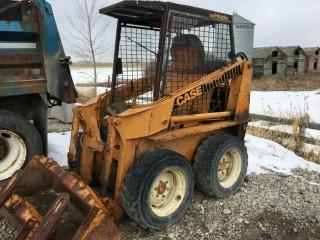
[
  {"xmin": 253, "ymin": 47, "xmax": 280, "ymax": 58},
  {"xmin": 233, "ymin": 13, "xmax": 255, "ymax": 25},
  {"xmin": 281, "ymin": 46, "xmax": 306, "ymax": 57},
  {"xmin": 253, "ymin": 46, "xmax": 306, "ymax": 59},
  {"xmin": 303, "ymin": 47, "xmax": 320, "ymax": 55}
]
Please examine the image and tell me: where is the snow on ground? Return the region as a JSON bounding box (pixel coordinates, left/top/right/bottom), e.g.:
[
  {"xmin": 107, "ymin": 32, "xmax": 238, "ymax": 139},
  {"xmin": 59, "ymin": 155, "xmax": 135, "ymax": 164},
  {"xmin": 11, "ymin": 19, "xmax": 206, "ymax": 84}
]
[
  {"xmin": 48, "ymin": 132, "xmax": 320, "ymax": 176},
  {"xmin": 250, "ymin": 91, "xmax": 320, "ymax": 124},
  {"xmin": 48, "ymin": 131, "xmax": 71, "ymax": 167},
  {"xmin": 245, "ymin": 134, "xmax": 320, "ymax": 175},
  {"xmin": 71, "ymin": 68, "xmax": 112, "ymax": 85}
]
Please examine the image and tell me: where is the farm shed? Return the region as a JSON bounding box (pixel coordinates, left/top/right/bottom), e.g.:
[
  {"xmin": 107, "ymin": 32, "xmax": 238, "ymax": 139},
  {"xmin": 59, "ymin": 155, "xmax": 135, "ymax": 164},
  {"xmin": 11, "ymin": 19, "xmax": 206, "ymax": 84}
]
[
  {"xmin": 253, "ymin": 46, "xmax": 306, "ymax": 76},
  {"xmin": 281, "ymin": 46, "xmax": 306, "ymax": 75},
  {"xmin": 252, "ymin": 47, "xmax": 287, "ymax": 76},
  {"xmin": 303, "ymin": 47, "xmax": 320, "ymax": 73}
]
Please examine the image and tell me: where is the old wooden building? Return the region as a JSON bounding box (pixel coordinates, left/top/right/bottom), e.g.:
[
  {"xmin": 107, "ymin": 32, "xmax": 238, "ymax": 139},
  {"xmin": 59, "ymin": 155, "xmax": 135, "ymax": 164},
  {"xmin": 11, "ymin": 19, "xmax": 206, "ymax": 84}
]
[
  {"xmin": 253, "ymin": 47, "xmax": 286, "ymax": 76},
  {"xmin": 281, "ymin": 46, "xmax": 306, "ymax": 75},
  {"xmin": 253, "ymin": 46, "xmax": 306, "ymax": 76},
  {"xmin": 303, "ymin": 47, "xmax": 320, "ymax": 73}
]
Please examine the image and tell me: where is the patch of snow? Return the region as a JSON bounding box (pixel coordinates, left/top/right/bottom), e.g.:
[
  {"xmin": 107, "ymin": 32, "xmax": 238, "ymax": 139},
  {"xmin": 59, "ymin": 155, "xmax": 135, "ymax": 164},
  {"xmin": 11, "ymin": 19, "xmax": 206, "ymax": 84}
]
[
  {"xmin": 306, "ymin": 128, "xmax": 320, "ymax": 139},
  {"xmin": 71, "ymin": 68, "xmax": 113, "ymax": 85},
  {"xmin": 48, "ymin": 132, "xmax": 70, "ymax": 167},
  {"xmin": 245, "ymin": 134, "xmax": 320, "ymax": 175},
  {"xmin": 250, "ymin": 91, "xmax": 320, "ymax": 124}
]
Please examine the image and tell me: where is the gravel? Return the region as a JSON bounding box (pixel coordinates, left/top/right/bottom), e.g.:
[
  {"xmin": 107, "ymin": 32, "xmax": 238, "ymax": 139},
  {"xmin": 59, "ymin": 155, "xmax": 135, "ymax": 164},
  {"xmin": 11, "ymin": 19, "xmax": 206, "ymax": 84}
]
[
  {"xmin": 0, "ymin": 218, "xmax": 17, "ymax": 240},
  {"xmin": 1, "ymin": 169, "xmax": 320, "ymax": 240},
  {"xmin": 118, "ymin": 169, "xmax": 320, "ymax": 240}
]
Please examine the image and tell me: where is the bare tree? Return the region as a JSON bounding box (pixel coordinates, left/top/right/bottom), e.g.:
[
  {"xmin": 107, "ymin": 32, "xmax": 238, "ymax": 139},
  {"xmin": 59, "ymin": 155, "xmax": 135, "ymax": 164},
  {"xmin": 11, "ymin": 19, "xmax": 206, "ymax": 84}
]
[{"xmin": 66, "ymin": 0, "xmax": 109, "ymax": 96}]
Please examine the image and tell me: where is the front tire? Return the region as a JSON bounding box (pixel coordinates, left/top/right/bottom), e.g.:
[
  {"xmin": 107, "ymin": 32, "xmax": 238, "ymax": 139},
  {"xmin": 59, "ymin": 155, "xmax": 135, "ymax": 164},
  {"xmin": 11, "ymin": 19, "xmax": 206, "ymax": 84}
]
[
  {"xmin": 194, "ymin": 133, "xmax": 248, "ymax": 198},
  {"xmin": 0, "ymin": 110, "xmax": 43, "ymax": 182},
  {"xmin": 121, "ymin": 149, "xmax": 194, "ymax": 230}
]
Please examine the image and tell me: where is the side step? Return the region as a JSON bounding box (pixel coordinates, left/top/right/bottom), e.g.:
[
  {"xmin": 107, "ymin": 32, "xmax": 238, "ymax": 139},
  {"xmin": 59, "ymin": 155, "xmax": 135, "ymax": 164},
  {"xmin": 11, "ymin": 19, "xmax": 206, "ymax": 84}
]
[{"xmin": 0, "ymin": 156, "xmax": 126, "ymax": 240}]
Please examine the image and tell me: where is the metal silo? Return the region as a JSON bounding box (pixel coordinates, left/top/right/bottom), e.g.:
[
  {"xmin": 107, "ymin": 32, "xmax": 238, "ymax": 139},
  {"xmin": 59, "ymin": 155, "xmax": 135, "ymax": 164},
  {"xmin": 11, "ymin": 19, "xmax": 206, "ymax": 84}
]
[{"xmin": 233, "ymin": 13, "xmax": 255, "ymax": 60}]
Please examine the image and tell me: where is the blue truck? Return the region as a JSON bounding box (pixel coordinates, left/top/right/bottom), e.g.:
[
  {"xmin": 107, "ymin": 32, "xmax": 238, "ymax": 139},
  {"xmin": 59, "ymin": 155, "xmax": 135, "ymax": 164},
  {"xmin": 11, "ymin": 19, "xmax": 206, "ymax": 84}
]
[{"xmin": 0, "ymin": 0, "xmax": 77, "ymax": 182}]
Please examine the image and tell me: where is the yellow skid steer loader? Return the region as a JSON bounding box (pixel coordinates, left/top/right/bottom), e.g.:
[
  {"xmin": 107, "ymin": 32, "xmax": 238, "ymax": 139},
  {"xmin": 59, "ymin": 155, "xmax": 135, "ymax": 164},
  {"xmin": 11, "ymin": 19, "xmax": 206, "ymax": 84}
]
[{"xmin": 0, "ymin": 1, "xmax": 252, "ymax": 239}]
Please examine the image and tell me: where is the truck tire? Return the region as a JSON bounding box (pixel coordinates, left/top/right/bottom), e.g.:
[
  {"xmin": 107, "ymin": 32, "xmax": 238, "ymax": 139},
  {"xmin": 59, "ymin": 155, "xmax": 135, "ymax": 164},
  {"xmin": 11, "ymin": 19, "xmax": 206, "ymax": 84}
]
[
  {"xmin": 0, "ymin": 110, "xmax": 43, "ymax": 182},
  {"xmin": 121, "ymin": 149, "xmax": 194, "ymax": 230},
  {"xmin": 194, "ymin": 133, "xmax": 248, "ymax": 198}
]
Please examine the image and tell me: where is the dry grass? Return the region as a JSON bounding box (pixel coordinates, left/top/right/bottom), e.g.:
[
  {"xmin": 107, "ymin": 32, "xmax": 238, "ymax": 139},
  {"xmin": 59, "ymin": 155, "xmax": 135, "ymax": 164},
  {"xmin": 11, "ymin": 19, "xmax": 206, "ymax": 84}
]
[
  {"xmin": 248, "ymin": 125, "xmax": 320, "ymax": 164},
  {"xmin": 249, "ymin": 95, "xmax": 320, "ymax": 164},
  {"xmin": 252, "ymin": 73, "xmax": 320, "ymax": 91},
  {"xmin": 248, "ymin": 113, "xmax": 320, "ymax": 164}
]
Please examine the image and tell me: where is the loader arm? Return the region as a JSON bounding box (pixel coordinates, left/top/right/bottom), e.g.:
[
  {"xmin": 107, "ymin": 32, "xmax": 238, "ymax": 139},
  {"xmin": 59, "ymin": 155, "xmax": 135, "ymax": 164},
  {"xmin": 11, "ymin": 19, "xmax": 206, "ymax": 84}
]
[{"xmin": 68, "ymin": 74, "xmax": 155, "ymax": 170}]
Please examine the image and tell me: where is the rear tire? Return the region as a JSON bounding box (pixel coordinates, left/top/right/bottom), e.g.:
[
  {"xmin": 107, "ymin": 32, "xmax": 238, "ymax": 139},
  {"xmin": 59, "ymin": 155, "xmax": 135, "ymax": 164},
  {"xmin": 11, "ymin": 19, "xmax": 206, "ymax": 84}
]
[
  {"xmin": 194, "ymin": 133, "xmax": 248, "ymax": 198},
  {"xmin": 0, "ymin": 110, "xmax": 43, "ymax": 182},
  {"xmin": 121, "ymin": 149, "xmax": 194, "ymax": 230}
]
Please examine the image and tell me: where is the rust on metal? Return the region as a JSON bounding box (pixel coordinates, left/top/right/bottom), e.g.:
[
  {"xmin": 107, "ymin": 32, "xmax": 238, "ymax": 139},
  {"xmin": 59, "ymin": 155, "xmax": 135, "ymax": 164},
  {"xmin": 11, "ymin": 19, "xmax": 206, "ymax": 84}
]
[
  {"xmin": 155, "ymin": 180, "xmax": 167, "ymax": 195},
  {"xmin": 72, "ymin": 207, "xmax": 125, "ymax": 240},
  {"xmin": 0, "ymin": 0, "xmax": 30, "ymax": 14},
  {"xmin": 0, "ymin": 170, "xmax": 23, "ymax": 206},
  {"xmin": 1, "ymin": 194, "xmax": 42, "ymax": 240},
  {"xmin": 0, "ymin": 157, "xmax": 126, "ymax": 240},
  {"xmin": 32, "ymin": 193, "xmax": 70, "ymax": 240}
]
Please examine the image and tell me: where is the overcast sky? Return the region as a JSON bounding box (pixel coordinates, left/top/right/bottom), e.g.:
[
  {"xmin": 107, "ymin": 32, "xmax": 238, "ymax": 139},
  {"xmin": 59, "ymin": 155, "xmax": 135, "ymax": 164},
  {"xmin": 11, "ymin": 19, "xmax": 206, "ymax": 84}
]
[{"xmin": 48, "ymin": 0, "xmax": 320, "ymax": 60}]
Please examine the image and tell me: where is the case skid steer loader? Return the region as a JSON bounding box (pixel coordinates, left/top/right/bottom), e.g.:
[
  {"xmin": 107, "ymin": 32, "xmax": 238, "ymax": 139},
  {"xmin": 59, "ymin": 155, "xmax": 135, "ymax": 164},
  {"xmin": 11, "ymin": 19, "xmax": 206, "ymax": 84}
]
[{"xmin": 0, "ymin": 1, "xmax": 252, "ymax": 239}]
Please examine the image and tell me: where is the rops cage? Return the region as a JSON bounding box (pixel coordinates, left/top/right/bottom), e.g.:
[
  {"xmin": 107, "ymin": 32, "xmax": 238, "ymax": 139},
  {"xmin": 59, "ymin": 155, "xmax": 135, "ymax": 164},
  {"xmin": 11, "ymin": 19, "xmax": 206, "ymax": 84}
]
[{"xmin": 100, "ymin": 1, "xmax": 235, "ymax": 115}]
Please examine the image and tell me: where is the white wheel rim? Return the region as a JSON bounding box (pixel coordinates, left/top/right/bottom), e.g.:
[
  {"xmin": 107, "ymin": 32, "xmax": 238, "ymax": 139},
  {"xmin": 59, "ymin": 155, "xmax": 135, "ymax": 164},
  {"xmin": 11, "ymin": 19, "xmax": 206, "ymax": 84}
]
[
  {"xmin": 217, "ymin": 148, "xmax": 242, "ymax": 188},
  {"xmin": 0, "ymin": 130, "xmax": 27, "ymax": 181},
  {"xmin": 149, "ymin": 167, "xmax": 187, "ymax": 217}
]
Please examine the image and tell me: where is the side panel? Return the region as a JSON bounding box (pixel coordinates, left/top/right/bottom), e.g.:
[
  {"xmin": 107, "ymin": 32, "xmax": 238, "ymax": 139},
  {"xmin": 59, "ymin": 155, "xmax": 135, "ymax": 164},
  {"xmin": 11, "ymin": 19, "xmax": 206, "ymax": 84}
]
[
  {"xmin": 34, "ymin": 0, "xmax": 77, "ymax": 103},
  {"xmin": 0, "ymin": 0, "xmax": 77, "ymax": 103},
  {"xmin": 0, "ymin": 0, "xmax": 45, "ymax": 97}
]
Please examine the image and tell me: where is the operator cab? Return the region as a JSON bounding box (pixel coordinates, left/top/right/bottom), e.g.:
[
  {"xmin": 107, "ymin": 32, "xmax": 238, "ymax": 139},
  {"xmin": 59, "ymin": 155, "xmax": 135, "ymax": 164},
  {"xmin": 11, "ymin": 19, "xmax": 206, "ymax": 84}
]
[{"xmin": 100, "ymin": 1, "xmax": 235, "ymax": 115}]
